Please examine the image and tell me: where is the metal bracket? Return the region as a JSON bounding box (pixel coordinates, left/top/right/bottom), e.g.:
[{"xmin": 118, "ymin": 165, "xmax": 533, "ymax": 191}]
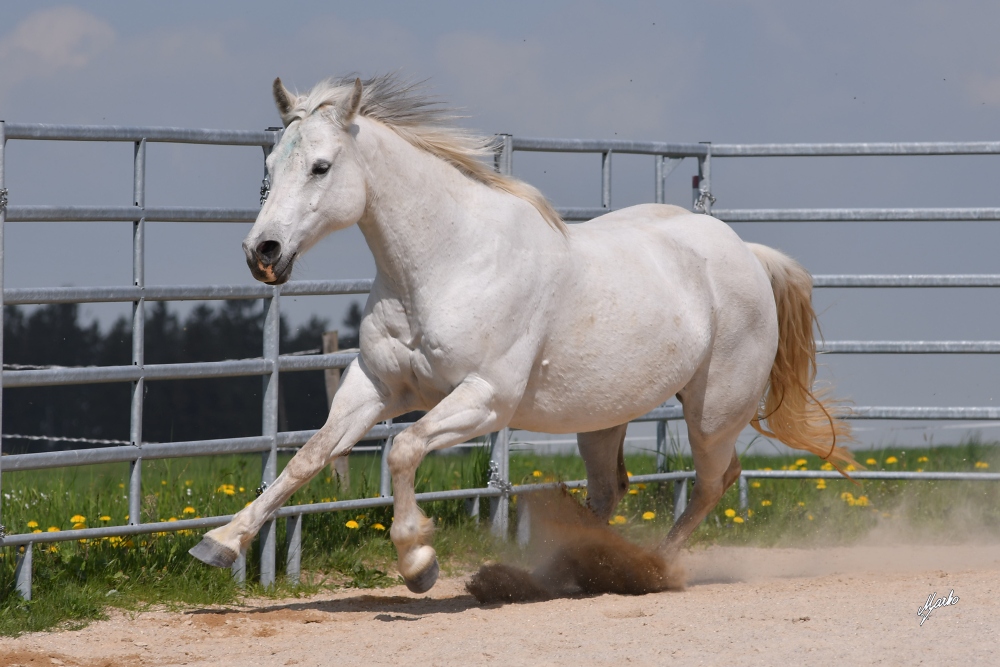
[
  {"xmin": 0, "ymin": 187, "xmax": 8, "ymax": 213},
  {"xmin": 259, "ymin": 175, "xmax": 270, "ymax": 207},
  {"xmin": 255, "ymin": 482, "xmax": 268, "ymax": 497},
  {"xmin": 694, "ymin": 189, "xmax": 716, "ymax": 213},
  {"xmin": 487, "ymin": 460, "xmax": 513, "ymax": 495}
]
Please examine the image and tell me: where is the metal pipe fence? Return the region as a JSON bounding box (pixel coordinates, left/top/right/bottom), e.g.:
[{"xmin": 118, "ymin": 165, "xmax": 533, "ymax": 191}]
[{"xmin": 1, "ymin": 125, "xmax": 998, "ymax": 600}]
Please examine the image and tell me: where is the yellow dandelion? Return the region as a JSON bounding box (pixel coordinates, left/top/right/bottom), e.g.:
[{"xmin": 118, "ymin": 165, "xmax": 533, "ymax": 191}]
[
  {"xmin": 821, "ymin": 462, "xmax": 834, "ymax": 471},
  {"xmin": 570, "ymin": 488, "xmax": 579, "ymax": 494},
  {"xmin": 49, "ymin": 545, "xmax": 59, "ymax": 553},
  {"xmin": 372, "ymin": 523, "xmax": 386, "ymax": 531},
  {"xmin": 855, "ymin": 496, "xmax": 869, "ymax": 507},
  {"xmin": 917, "ymin": 456, "xmax": 929, "ymax": 463},
  {"xmin": 161, "ymin": 480, "xmax": 167, "ymax": 486},
  {"xmin": 118, "ymin": 483, "xmax": 125, "ymax": 489},
  {"xmin": 47, "ymin": 526, "xmax": 60, "ymax": 532},
  {"xmin": 797, "ymin": 501, "xmax": 806, "ymax": 507},
  {"xmin": 885, "ymin": 456, "xmax": 898, "ymax": 464},
  {"xmin": 916, "ymin": 468, "xmax": 923, "ymax": 473},
  {"xmin": 183, "ymin": 506, "xmax": 196, "ymax": 514},
  {"xmin": 761, "ymin": 500, "xmax": 772, "ymax": 507},
  {"xmin": 70, "ymin": 514, "xmax": 86, "ymax": 523},
  {"xmin": 32, "ymin": 529, "xmax": 42, "ymax": 534},
  {"xmin": 642, "ymin": 511, "xmax": 656, "ymax": 521},
  {"xmin": 807, "ymin": 514, "xmax": 814, "ymax": 521},
  {"xmin": 846, "ymin": 464, "xmax": 856, "ymax": 471},
  {"xmin": 167, "ymin": 517, "xmax": 178, "ymax": 522},
  {"xmin": 345, "ymin": 520, "xmax": 360, "ymax": 529},
  {"xmin": 866, "ymin": 458, "xmax": 877, "ymax": 465},
  {"xmin": 239, "ymin": 486, "xmax": 245, "ymax": 492},
  {"xmin": 975, "ymin": 461, "xmax": 989, "ymax": 469},
  {"xmin": 751, "ymin": 481, "xmax": 761, "ymax": 488},
  {"xmin": 628, "ymin": 489, "xmax": 638, "ymax": 495},
  {"xmin": 815, "ymin": 480, "xmax": 827, "ymax": 490},
  {"xmin": 840, "ymin": 492, "xmax": 854, "ymax": 502},
  {"xmin": 72, "ymin": 522, "xmax": 86, "ymax": 530},
  {"xmin": 762, "ymin": 467, "xmax": 772, "ymax": 471},
  {"xmin": 217, "ymin": 484, "xmax": 235, "ymax": 495},
  {"xmin": 795, "ymin": 458, "xmax": 807, "ymax": 466},
  {"xmin": 26, "ymin": 520, "xmax": 38, "ymax": 529},
  {"xmin": 626, "ymin": 471, "xmax": 633, "ymax": 477},
  {"xmin": 747, "ymin": 509, "xmax": 754, "ymax": 517},
  {"xmin": 321, "ymin": 497, "xmax": 332, "ymax": 503},
  {"xmin": 99, "ymin": 515, "xmax": 111, "ymax": 522},
  {"xmin": 724, "ymin": 508, "xmax": 736, "ymax": 518},
  {"xmin": 637, "ymin": 483, "xmax": 647, "ymax": 490},
  {"xmin": 733, "ymin": 516, "xmax": 745, "ymax": 524},
  {"xmin": 184, "ymin": 480, "xmax": 193, "ymax": 486},
  {"xmin": 610, "ymin": 515, "xmax": 627, "ymax": 525},
  {"xmin": 532, "ymin": 470, "xmax": 543, "ymax": 478}
]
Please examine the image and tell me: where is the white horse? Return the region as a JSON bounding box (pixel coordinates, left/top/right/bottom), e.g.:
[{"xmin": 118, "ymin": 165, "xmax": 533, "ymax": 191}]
[{"xmin": 190, "ymin": 74, "xmax": 855, "ymax": 593}]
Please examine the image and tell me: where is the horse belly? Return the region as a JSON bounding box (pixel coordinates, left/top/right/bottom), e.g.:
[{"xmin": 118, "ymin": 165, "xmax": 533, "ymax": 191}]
[{"xmin": 510, "ymin": 306, "xmax": 710, "ymax": 434}]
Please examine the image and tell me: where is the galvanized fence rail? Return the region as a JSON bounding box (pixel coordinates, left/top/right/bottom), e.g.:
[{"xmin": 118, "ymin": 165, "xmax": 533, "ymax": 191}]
[{"xmin": 1, "ymin": 124, "xmax": 999, "ymax": 600}]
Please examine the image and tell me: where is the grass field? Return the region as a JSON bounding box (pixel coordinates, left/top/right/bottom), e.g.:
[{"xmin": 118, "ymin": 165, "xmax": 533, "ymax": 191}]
[{"xmin": 1, "ymin": 438, "xmax": 997, "ymax": 636}]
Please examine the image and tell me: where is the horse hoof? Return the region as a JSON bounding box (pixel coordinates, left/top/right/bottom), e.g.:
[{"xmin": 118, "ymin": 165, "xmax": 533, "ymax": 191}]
[
  {"xmin": 189, "ymin": 535, "xmax": 239, "ymax": 568},
  {"xmin": 404, "ymin": 557, "xmax": 439, "ymax": 594}
]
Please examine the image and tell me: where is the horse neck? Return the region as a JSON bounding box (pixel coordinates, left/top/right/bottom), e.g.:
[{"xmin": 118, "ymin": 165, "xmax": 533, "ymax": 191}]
[{"xmin": 354, "ymin": 118, "xmax": 501, "ymax": 295}]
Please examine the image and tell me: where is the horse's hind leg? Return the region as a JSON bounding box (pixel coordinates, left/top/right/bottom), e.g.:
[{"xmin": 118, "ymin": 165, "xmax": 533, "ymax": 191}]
[
  {"xmin": 658, "ymin": 359, "xmax": 765, "ymax": 558},
  {"xmin": 576, "ymin": 424, "xmax": 629, "ymax": 521}
]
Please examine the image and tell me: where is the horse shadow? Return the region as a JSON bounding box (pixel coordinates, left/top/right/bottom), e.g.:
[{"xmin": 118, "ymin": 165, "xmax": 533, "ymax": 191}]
[{"xmin": 184, "ymin": 591, "xmax": 483, "ymax": 622}]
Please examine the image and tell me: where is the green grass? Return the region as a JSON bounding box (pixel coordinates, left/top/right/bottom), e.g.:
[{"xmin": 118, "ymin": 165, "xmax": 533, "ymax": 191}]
[{"xmin": 1, "ymin": 439, "xmax": 998, "ymax": 635}]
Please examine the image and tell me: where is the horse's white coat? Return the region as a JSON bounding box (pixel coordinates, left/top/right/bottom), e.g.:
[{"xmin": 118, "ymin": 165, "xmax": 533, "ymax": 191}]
[{"xmin": 194, "ymin": 78, "xmax": 820, "ymax": 592}]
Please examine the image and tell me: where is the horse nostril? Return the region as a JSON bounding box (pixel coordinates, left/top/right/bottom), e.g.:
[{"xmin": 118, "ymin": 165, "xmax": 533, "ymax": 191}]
[{"xmin": 256, "ymin": 240, "xmax": 281, "ymax": 264}]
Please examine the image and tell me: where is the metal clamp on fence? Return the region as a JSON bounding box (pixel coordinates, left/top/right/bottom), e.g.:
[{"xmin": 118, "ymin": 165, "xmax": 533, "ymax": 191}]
[
  {"xmin": 487, "ymin": 460, "xmax": 513, "ymax": 495},
  {"xmin": 259, "ymin": 175, "xmax": 270, "ymax": 207},
  {"xmin": 694, "ymin": 188, "xmax": 716, "ymax": 213},
  {"xmin": 0, "ymin": 187, "xmax": 8, "ymax": 213},
  {"xmin": 255, "ymin": 482, "xmax": 269, "ymax": 497}
]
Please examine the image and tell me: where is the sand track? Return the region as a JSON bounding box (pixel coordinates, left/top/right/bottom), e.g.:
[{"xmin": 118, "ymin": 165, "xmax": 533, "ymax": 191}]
[{"xmin": 2, "ymin": 544, "xmax": 998, "ymax": 666}]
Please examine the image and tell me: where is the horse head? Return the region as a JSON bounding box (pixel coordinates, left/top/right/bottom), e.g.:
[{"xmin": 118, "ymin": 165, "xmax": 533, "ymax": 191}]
[{"xmin": 243, "ymin": 77, "xmax": 368, "ymax": 284}]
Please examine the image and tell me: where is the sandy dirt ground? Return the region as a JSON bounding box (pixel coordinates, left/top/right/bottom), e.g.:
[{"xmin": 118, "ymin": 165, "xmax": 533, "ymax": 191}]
[{"xmin": 2, "ymin": 543, "xmax": 998, "ymax": 667}]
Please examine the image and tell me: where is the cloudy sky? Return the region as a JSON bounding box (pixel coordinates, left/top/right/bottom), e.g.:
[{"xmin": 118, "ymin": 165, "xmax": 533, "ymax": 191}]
[{"xmin": 3, "ymin": 1, "xmax": 1000, "ymax": 448}]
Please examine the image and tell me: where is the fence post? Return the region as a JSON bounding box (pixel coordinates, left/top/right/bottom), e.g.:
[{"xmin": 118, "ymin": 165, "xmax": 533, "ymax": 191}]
[
  {"xmin": 488, "ymin": 429, "xmax": 510, "ymax": 539},
  {"xmin": 231, "ymin": 550, "xmax": 246, "ymax": 586},
  {"xmin": 380, "ymin": 420, "xmax": 393, "ymax": 498},
  {"xmin": 693, "ymin": 143, "xmax": 713, "ymax": 214},
  {"xmin": 286, "ymin": 514, "xmax": 302, "ymax": 584},
  {"xmin": 655, "ymin": 420, "xmax": 667, "ymax": 472},
  {"xmin": 739, "ymin": 475, "xmax": 749, "ymax": 515},
  {"xmin": 495, "ymin": 134, "xmax": 513, "ymax": 177},
  {"xmin": 323, "ymin": 330, "xmax": 350, "ymax": 489},
  {"xmin": 673, "ymin": 478, "xmax": 688, "ymax": 524},
  {"xmin": 128, "ymin": 138, "xmax": 146, "ymax": 526},
  {"xmin": 0, "ymin": 120, "xmax": 6, "ymax": 551},
  {"xmin": 14, "ymin": 543, "xmax": 31, "ymax": 601},
  {"xmin": 602, "ymin": 150, "xmax": 612, "ymax": 209},
  {"xmin": 259, "ymin": 285, "xmax": 280, "ymax": 587}
]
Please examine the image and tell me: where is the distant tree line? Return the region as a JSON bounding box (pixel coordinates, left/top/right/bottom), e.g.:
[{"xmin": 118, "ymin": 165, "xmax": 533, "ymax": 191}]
[{"xmin": 1, "ymin": 300, "xmax": 365, "ymax": 455}]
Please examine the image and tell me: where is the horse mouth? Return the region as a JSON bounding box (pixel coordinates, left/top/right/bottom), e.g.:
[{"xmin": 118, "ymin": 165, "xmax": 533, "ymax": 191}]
[{"xmin": 248, "ymin": 253, "xmax": 296, "ymax": 285}]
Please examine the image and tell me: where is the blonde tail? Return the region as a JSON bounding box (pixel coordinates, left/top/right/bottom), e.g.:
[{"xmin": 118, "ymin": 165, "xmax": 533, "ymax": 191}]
[{"xmin": 747, "ymin": 243, "xmax": 859, "ymax": 473}]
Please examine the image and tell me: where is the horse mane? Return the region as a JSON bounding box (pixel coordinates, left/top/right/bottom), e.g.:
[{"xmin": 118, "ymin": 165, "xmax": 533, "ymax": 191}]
[{"xmin": 283, "ymin": 74, "xmax": 567, "ymax": 234}]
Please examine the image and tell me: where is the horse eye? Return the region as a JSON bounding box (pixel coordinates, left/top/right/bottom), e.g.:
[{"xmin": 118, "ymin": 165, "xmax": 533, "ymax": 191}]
[{"xmin": 311, "ymin": 160, "xmax": 331, "ymax": 176}]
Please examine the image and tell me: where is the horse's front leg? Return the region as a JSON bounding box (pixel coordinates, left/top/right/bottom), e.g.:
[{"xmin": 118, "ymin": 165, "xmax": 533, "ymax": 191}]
[
  {"xmin": 388, "ymin": 376, "xmax": 505, "ymax": 593},
  {"xmin": 190, "ymin": 359, "xmax": 392, "ymax": 568}
]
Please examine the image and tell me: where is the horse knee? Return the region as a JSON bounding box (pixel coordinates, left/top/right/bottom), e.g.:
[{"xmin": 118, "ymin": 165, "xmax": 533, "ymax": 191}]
[{"xmin": 387, "ymin": 431, "xmax": 422, "ymax": 477}]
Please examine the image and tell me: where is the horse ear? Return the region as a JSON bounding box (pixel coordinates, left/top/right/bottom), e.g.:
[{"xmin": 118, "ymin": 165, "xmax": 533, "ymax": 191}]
[
  {"xmin": 342, "ymin": 77, "xmax": 363, "ymax": 122},
  {"xmin": 273, "ymin": 77, "xmax": 296, "ymax": 126}
]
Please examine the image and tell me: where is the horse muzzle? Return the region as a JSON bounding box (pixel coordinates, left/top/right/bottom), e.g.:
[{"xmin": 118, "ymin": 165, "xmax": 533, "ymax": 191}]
[{"xmin": 245, "ymin": 239, "xmax": 296, "ymax": 285}]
